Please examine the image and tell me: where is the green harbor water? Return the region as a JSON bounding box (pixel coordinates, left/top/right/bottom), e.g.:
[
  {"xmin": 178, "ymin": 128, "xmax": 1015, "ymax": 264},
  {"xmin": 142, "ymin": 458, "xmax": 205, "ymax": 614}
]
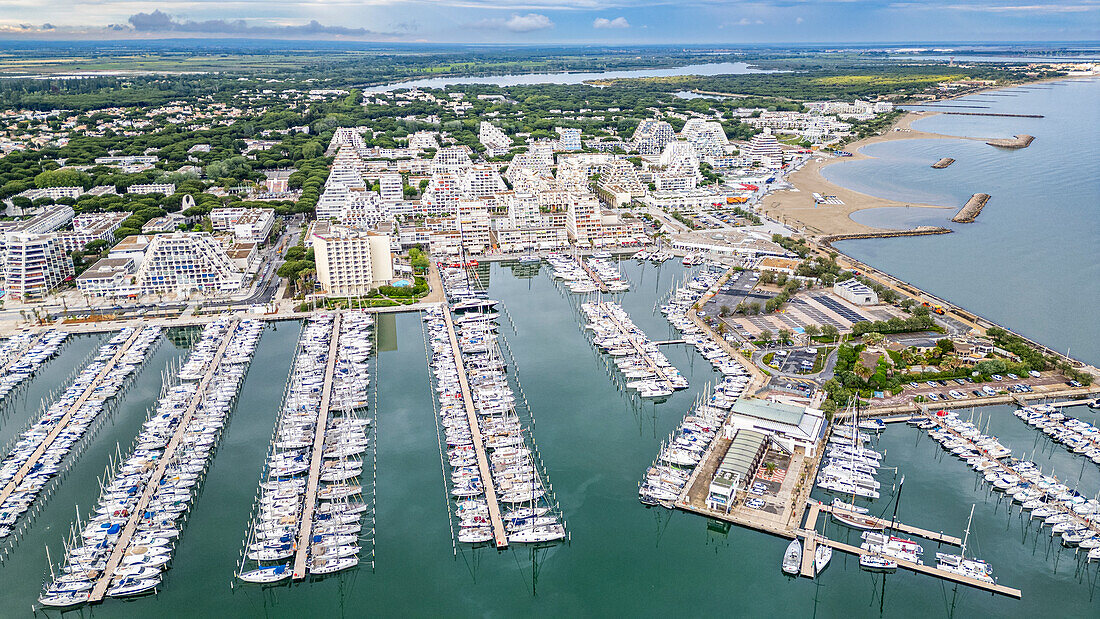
[{"xmin": 0, "ymin": 261, "xmax": 1097, "ymax": 617}]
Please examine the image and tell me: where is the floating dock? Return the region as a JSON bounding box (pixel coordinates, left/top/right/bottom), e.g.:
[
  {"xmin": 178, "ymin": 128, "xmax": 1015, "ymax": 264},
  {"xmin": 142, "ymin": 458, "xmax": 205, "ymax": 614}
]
[
  {"xmin": 291, "ymin": 312, "xmax": 343, "ymax": 579},
  {"xmin": 0, "ymin": 331, "xmax": 47, "ymax": 375},
  {"xmin": 931, "ymin": 157, "xmax": 955, "ymax": 169},
  {"xmin": 952, "ymin": 193, "xmax": 991, "ymax": 223},
  {"xmin": 0, "ymin": 328, "xmax": 143, "ymax": 508},
  {"xmin": 601, "ymin": 308, "xmax": 677, "ymax": 391},
  {"xmin": 815, "ymin": 503, "xmax": 961, "ymax": 545},
  {"xmin": 441, "ymin": 307, "xmax": 508, "ymax": 549},
  {"xmin": 89, "ymin": 319, "xmax": 240, "ymax": 603},
  {"xmin": 576, "ymin": 257, "xmax": 609, "ymax": 294}
]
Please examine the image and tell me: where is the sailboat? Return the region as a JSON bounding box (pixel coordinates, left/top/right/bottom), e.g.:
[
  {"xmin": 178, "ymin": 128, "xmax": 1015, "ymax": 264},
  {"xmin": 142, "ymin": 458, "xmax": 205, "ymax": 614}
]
[
  {"xmin": 935, "ymin": 504, "xmax": 995, "ymax": 584},
  {"xmin": 781, "ymin": 538, "xmax": 802, "ymax": 575},
  {"xmin": 814, "ymin": 542, "xmax": 833, "ymax": 575}
]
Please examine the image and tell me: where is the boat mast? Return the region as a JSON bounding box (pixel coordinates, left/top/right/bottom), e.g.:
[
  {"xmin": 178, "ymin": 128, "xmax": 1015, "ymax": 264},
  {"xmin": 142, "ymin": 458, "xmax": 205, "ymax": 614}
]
[
  {"xmin": 889, "ymin": 475, "xmax": 905, "ymax": 533},
  {"xmin": 961, "ymin": 503, "xmax": 974, "ymax": 559}
]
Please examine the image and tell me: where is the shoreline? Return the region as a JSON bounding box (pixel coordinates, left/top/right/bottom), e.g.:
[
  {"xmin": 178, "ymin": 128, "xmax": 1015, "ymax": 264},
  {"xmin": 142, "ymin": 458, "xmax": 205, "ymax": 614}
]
[
  {"xmin": 765, "ymin": 74, "xmax": 1091, "ymax": 237},
  {"xmin": 761, "ymin": 111, "xmax": 969, "ymax": 236}
]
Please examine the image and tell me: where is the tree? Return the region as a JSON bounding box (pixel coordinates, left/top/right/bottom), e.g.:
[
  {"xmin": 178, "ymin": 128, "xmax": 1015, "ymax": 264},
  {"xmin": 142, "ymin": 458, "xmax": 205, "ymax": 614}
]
[
  {"xmin": 778, "ymin": 328, "xmax": 792, "ymax": 345},
  {"xmin": 863, "ymin": 331, "xmax": 886, "ymax": 347},
  {"xmin": 759, "ymin": 330, "xmax": 773, "ymax": 345},
  {"xmin": 35, "ymin": 169, "xmax": 91, "ymax": 189},
  {"xmin": 821, "ymin": 324, "xmax": 840, "ymax": 340},
  {"xmin": 803, "ymin": 324, "xmax": 820, "ymax": 338},
  {"xmin": 719, "ymin": 304, "xmax": 731, "ymax": 317},
  {"xmin": 936, "ymin": 339, "xmax": 955, "ymax": 353}
]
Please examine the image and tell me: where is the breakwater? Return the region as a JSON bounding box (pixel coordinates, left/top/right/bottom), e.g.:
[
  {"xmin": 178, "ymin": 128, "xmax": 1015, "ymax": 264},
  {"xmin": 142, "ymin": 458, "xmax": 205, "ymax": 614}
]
[
  {"xmin": 819, "ymin": 226, "xmax": 951, "ymax": 243},
  {"xmin": 931, "ymin": 157, "xmax": 956, "ymax": 169},
  {"xmin": 952, "ymin": 193, "xmax": 991, "ymax": 223},
  {"xmin": 987, "ymin": 134, "xmax": 1035, "ymax": 148}
]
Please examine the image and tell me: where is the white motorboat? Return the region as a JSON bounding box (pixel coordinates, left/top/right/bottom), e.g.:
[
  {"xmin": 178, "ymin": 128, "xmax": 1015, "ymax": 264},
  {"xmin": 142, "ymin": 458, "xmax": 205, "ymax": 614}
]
[{"xmin": 781, "ymin": 539, "xmax": 802, "ymax": 575}]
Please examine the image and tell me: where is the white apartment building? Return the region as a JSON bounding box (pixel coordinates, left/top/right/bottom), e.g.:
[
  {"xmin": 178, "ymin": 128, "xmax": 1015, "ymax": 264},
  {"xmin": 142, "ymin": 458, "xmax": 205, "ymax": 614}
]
[
  {"xmin": 209, "ymin": 207, "xmax": 275, "ymax": 242},
  {"xmin": 566, "ymin": 195, "xmax": 601, "ymax": 246},
  {"xmin": 430, "ymin": 147, "xmax": 471, "ymax": 176},
  {"xmin": 556, "ymin": 127, "xmax": 582, "ymax": 151},
  {"xmin": 127, "ymin": 183, "xmax": 176, "ymax": 195},
  {"xmin": 479, "ymin": 122, "xmax": 512, "ymax": 157},
  {"xmin": 421, "ymin": 173, "xmax": 461, "ymax": 214},
  {"xmin": 310, "ymin": 221, "xmax": 394, "ymax": 295},
  {"xmin": 94, "ymin": 155, "xmax": 158, "ymax": 166},
  {"xmin": 462, "ymin": 166, "xmax": 507, "ymax": 198},
  {"xmin": 75, "ymin": 257, "xmax": 137, "ymax": 298},
  {"xmin": 134, "ymin": 232, "xmax": 245, "ymax": 295},
  {"xmin": 745, "ymin": 129, "xmax": 784, "ymax": 168},
  {"xmin": 379, "ymin": 173, "xmax": 403, "ymax": 203},
  {"xmin": 58, "ymin": 211, "xmax": 131, "ymax": 252},
  {"xmin": 631, "ymin": 119, "xmax": 675, "ymax": 155},
  {"xmin": 407, "ymin": 131, "xmax": 440, "ymax": 151},
  {"xmin": 681, "ymin": 119, "xmax": 730, "ymax": 156},
  {"xmin": 3, "ymin": 233, "xmax": 74, "ymax": 301}
]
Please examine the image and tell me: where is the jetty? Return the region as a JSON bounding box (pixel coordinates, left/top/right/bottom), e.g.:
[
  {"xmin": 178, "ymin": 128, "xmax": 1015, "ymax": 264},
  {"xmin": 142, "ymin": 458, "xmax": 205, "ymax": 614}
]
[
  {"xmin": 0, "ymin": 331, "xmax": 47, "ymax": 375},
  {"xmin": 943, "ymin": 112, "xmax": 1043, "ymax": 118},
  {"xmin": 987, "ymin": 134, "xmax": 1035, "ymax": 149},
  {"xmin": 931, "ymin": 157, "xmax": 955, "ymax": 169},
  {"xmin": 952, "ymin": 193, "xmax": 991, "ymax": 223},
  {"xmin": 89, "ymin": 319, "xmax": 240, "ymax": 603},
  {"xmin": 602, "ymin": 306, "xmax": 677, "ymax": 391},
  {"xmin": 0, "ymin": 328, "xmax": 143, "ymax": 507},
  {"xmin": 441, "ymin": 307, "xmax": 508, "ymax": 549},
  {"xmin": 291, "ymin": 313, "xmax": 343, "ymax": 579}
]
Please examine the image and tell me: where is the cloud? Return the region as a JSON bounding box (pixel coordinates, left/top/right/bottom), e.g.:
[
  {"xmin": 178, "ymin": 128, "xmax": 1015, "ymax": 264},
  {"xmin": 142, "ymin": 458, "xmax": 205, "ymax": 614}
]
[
  {"xmin": 593, "ymin": 17, "xmax": 630, "ymax": 29},
  {"xmin": 733, "ymin": 17, "xmax": 765, "ymax": 26},
  {"xmin": 796, "ymin": 16, "xmax": 805, "ymax": 24},
  {"xmin": 126, "ymin": 10, "xmax": 373, "ymax": 37},
  {"xmin": 473, "ymin": 13, "xmax": 554, "ymax": 32}
]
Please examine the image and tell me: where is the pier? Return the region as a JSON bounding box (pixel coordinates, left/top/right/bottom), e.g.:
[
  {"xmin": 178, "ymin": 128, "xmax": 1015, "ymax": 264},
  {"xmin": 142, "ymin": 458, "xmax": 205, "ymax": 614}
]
[
  {"xmin": 601, "ymin": 306, "xmax": 676, "ymax": 391},
  {"xmin": 0, "ymin": 328, "xmax": 143, "ymax": 508},
  {"xmin": 441, "ymin": 307, "xmax": 509, "ymax": 549},
  {"xmin": 291, "ymin": 312, "xmax": 343, "ymax": 579},
  {"xmin": 815, "ymin": 503, "xmax": 961, "ymax": 545},
  {"xmin": 801, "ymin": 534, "xmax": 1022, "ymax": 598},
  {"xmin": 88, "ymin": 319, "xmax": 240, "ymax": 603},
  {"xmin": 944, "ymin": 112, "xmax": 1043, "ymax": 118},
  {"xmin": 576, "ymin": 257, "xmax": 609, "ymax": 294},
  {"xmin": 0, "ymin": 331, "xmax": 47, "ymax": 375},
  {"xmin": 952, "ymin": 193, "xmax": 991, "ymax": 223}
]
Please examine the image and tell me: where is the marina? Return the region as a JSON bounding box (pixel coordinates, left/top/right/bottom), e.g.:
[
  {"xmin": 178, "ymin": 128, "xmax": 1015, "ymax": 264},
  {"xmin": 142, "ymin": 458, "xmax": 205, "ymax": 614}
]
[
  {"xmin": 38, "ymin": 318, "xmax": 264, "ymax": 606},
  {"xmin": 581, "ymin": 301, "xmax": 689, "ymax": 397},
  {"xmin": 0, "ymin": 330, "xmax": 67, "ymax": 403},
  {"xmin": 545, "ymin": 253, "xmax": 630, "ymax": 294},
  {"xmin": 0, "ymin": 326, "xmax": 161, "ymax": 542}
]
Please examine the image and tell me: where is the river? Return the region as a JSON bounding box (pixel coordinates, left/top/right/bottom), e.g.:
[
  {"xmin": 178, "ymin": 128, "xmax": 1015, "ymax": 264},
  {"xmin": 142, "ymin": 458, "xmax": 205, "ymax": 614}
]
[{"xmin": 368, "ymin": 62, "xmax": 772, "ymax": 91}]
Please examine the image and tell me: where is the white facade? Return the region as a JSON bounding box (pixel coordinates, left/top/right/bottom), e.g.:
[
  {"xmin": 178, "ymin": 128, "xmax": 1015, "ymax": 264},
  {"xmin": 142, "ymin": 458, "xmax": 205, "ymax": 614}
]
[
  {"xmin": 834, "ymin": 279, "xmax": 879, "ymax": 305},
  {"xmin": 310, "ymin": 222, "xmax": 394, "ymax": 294},
  {"xmin": 3, "ymin": 233, "xmax": 74, "ymax": 301},
  {"xmin": 556, "ymin": 127, "xmax": 581, "ymax": 151},
  {"xmin": 209, "ymin": 208, "xmax": 275, "ymax": 243},
  {"xmin": 631, "ymin": 119, "xmax": 675, "ymax": 155},
  {"xmin": 134, "ymin": 232, "xmax": 245, "ymax": 295},
  {"xmin": 479, "ymin": 122, "xmax": 512, "ymax": 157},
  {"xmin": 379, "ymin": 173, "xmax": 403, "ymax": 203},
  {"xmin": 128, "ymin": 183, "xmax": 176, "ymax": 195}
]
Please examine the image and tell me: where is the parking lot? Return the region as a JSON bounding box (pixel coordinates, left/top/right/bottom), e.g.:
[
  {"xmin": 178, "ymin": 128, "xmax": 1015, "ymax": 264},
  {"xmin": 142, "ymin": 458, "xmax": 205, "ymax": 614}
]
[
  {"xmin": 874, "ymin": 371, "xmax": 1073, "ymax": 406},
  {"xmin": 770, "ymin": 348, "xmax": 819, "ymax": 374},
  {"xmin": 742, "ymin": 450, "xmax": 790, "ymax": 515}
]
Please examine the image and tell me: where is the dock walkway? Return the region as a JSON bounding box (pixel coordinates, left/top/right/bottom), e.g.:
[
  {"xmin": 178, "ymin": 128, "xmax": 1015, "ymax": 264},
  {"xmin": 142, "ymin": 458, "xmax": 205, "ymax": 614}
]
[
  {"xmin": 292, "ymin": 312, "xmax": 342, "ymax": 579},
  {"xmin": 816, "ymin": 503, "xmax": 961, "ymax": 545},
  {"xmin": 441, "ymin": 308, "xmax": 508, "ymax": 549},
  {"xmin": 601, "ymin": 307, "xmax": 675, "ymax": 391},
  {"xmin": 576, "ymin": 257, "xmax": 608, "ymax": 293},
  {"xmin": 0, "ymin": 331, "xmax": 47, "ymax": 376},
  {"xmin": 89, "ymin": 319, "xmax": 239, "ymax": 603},
  {"xmin": 803, "ymin": 534, "xmax": 1022, "ymax": 598},
  {"xmin": 0, "ymin": 328, "xmax": 144, "ymax": 507}
]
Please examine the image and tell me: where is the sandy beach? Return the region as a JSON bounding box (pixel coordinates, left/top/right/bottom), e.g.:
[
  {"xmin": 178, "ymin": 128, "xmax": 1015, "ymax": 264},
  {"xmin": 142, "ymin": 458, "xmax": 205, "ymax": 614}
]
[{"xmin": 761, "ymin": 111, "xmax": 988, "ymax": 236}]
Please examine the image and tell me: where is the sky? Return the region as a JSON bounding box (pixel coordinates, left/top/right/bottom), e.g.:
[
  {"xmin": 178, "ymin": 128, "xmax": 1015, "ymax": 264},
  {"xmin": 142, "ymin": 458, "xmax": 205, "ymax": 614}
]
[{"xmin": 0, "ymin": 0, "xmax": 1097, "ymax": 44}]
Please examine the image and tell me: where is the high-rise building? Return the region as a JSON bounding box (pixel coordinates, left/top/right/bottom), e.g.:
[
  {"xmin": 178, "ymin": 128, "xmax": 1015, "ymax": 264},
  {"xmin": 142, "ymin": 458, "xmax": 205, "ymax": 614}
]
[
  {"xmin": 746, "ymin": 129, "xmax": 784, "ymax": 168},
  {"xmin": 310, "ymin": 221, "xmax": 394, "ymax": 295},
  {"xmin": 566, "ymin": 195, "xmax": 602, "ymax": 246},
  {"xmin": 631, "ymin": 119, "xmax": 675, "ymax": 155},
  {"xmin": 680, "ymin": 119, "xmax": 730, "ymax": 156},
  {"xmin": 556, "ymin": 127, "xmax": 582, "ymax": 151},
  {"xmin": 3, "ymin": 233, "xmax": 74, "ymax": 301}
]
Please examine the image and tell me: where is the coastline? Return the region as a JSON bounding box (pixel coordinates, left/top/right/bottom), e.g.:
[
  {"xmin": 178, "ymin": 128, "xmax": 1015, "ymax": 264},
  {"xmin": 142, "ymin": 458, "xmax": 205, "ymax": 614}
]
[
  {"xmin": 760, "ymin": 111, "xmax": 967, "ymax": 236},
  {"xmin": 765, "ymin": 73, "xmax": 1091, "ymax": 237}
]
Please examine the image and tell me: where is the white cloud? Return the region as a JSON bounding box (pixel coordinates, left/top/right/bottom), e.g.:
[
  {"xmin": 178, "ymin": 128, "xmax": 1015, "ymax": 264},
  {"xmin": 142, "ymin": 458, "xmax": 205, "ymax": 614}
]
[
  {"xmin": 796, "ymin": 16, "xmax": 805, "ymax": 24},
  {"xmin": 593, "ymin": 17, "xmax": 630, "ymax": 29},
  {"xmin": 732, "ymin": 17, "xmax": 764, "ymax": 26},
  {"xmin": 474, "ymin": 12, "xmax": 553, "ymax": 32}
]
